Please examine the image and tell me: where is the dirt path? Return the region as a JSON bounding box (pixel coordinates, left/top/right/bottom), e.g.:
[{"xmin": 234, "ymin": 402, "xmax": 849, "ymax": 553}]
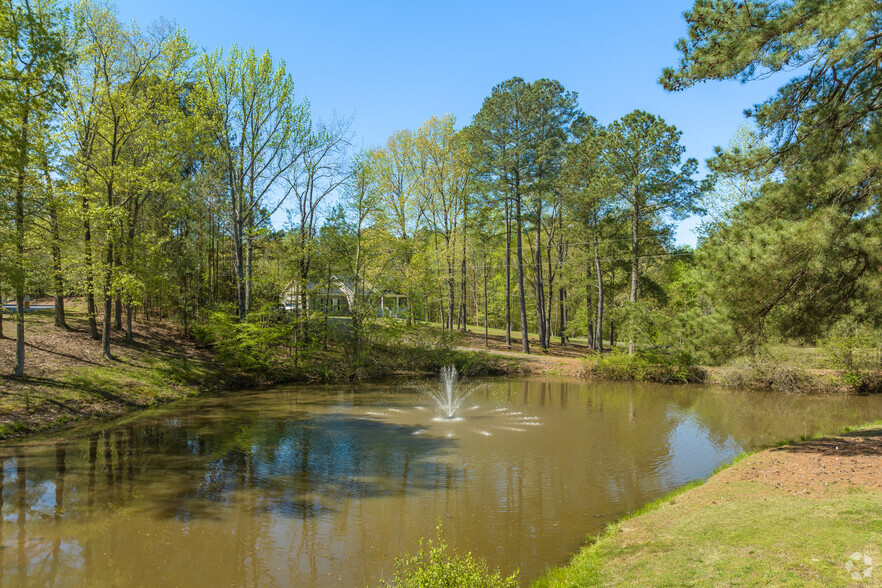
[{"xmin": 457, "ymin": 346, "xmax": 588, "ymax": 377}]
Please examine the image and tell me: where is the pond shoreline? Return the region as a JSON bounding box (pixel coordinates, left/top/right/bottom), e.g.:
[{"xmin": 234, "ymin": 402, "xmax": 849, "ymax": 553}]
[
  {"xmin": 1, "ymin": 312, "xmax": 876, "ymax": 443},
  {"xmin": 534, "ymin": 420, "xmax": 882, "ymax": 587},
  {"xmin": 3, "ymin": 320, "xmax": 881, "ymax": 586},
  {"xmin": 0, "ymin": 312, "xmax": 520, "ymax": 442},
  {"xmin": 4, "ymin": 373, "xmax": 880, "ymax": 587},
  {"xmin": 457, "ymin": 340, "xmax": 878, "ymax": 394}
]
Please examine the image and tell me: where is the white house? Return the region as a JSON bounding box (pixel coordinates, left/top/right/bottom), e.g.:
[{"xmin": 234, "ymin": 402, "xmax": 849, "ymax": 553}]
[{"xmin": 280, "ymin": 275, "xmax": 407, "ymax": 318}]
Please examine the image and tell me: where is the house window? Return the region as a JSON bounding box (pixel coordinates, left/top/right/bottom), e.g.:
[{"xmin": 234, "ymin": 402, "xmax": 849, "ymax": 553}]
[{"xmin": 332, "ymin": 297, "xmax": 339, "ymax": 311}]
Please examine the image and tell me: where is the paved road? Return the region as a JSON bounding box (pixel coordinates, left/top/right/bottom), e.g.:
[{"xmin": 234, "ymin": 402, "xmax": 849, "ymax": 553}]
[{"xmin": 1, "ymin": 304, "xmax": 54, "ymax": 313}]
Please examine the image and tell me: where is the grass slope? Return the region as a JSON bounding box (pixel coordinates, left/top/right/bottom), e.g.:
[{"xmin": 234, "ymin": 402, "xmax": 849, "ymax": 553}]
[
  {"xmin": 0, "ymin": 303, "xmax": 224, "ymax": 439},
  {"xmin": 535, "ymin": 424, "xmax": 882, "ymax": 587}
]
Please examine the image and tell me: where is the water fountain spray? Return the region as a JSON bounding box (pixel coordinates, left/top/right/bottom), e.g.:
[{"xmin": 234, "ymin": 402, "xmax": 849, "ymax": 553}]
[{"xmin": 428, "ymin": 366, "xmax": 473, "ymax": 420}]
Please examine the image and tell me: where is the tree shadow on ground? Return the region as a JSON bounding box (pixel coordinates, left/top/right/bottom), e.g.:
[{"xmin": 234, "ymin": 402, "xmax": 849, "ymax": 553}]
[
  {"xmin": 0, "ymin": 375, "xmax": 144, "ymax": 409},
  {"xmin": 24, "ymin": 341, "xmax": 104, "ymax": 367},
  {"xmin": 772, "ymin": 428, "xmax": 882, "ymax": 457}
]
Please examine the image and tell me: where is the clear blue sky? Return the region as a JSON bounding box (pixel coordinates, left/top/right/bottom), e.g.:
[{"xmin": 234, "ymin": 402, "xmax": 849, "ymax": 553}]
[{"xmin": 115, "ymin": 0, "xmax": 784, "ymax": 246}]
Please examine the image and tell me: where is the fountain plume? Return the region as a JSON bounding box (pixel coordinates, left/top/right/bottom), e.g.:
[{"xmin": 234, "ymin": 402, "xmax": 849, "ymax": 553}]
[{"xmin": 428, "ymin": 366, "xmax": 473, "ymax": 420}]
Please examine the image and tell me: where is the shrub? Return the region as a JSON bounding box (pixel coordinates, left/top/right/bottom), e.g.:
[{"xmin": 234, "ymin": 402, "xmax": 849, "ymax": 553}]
[
  {"xmin": 714, "ymin": 360, "xmax": 814, "ymax": 393},
  {"xmin": 194, "ymin": 305, "xmax": 300, "ymax": 378},
  {"xmin": 380, "ymin": 525, "xmax": 518, "ymax": 588},
  {"xmin": 0, "ymin": 421, "xmax": 29, "ymax": 438},
  {"xmin": 592, "ymin": 350, "xmax": 705, "ymax": 384},
  {"xmin": 193, "ymin": 309, "xmax": 504, "ymax": 384},
  {"xmin": 819, "ymin": 327, "xmax": 882, "ymax": 393}
]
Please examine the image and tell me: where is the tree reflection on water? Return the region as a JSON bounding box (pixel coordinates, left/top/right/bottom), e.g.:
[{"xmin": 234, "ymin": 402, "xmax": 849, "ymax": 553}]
[{"xmin": 0, "ymin": 379, "xmax": 880, "ymax": 586}]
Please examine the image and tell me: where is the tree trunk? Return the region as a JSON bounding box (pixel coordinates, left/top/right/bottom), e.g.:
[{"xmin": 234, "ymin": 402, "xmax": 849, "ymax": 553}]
[
  {"xmin": 124, "ymin": 202, "xmax": 138, "ymax": 343},
  {"xmin": 233, "ymin": 215, "xmax": 245, "ymax": 321},
  {"xmin": 504, "ymin": 197, "xmax": 512, "ymax": 348},
  {"xmin": 44, "ymin": 164, "xmax": 69, "ymax": 331},
  {"xmin": 585, "ymin": 266, "xmax": 594, "ymax": 349},
  {"xmin": 297, "ymin": 229, "xmax": 313, "ymax": 345},
  {"xmin": 459, "ymin": 200, "xmax": 467, "ymax": 331},
  {"xmin": 447, "ymin": 275, "xmax": 455, "ymax": 331},
  {"xmin": 483, "ymin": 270, "xmax": 489, "ymax": 348},
  {"xmin": 101, "ymin": 169, "xmax": 115, "ymax": 360},
  {"xmin": 438, "ymin": 284, "xmax": 446, "ymax": 330},
  {"xmin": 114, "ymin": 297, "xmax": 123, "ymax": 331},
  {"xmin": 13, "ymin": 105, "xmax": 29, "ymax": 377},
  {"xmin": 245, "ymin": 228, "xmax": 253, "ymax": 315},
  {"xmin": 14, "ymin": 294, "xmax": 25, "ymax": 379},
  {"xmin": 459, "ymin": 259, "xmax": 467, "ymax": 331},
  {"xmin": 594, "ymin": 234, "xmax": 605, "ymax": 355},
  {"xmin": 102, "ymin": 241, "xmax": 113, "ymax": 361},
  {"xmin": 545, "ymin": 222, "xmax": 557, "ymax": 349},
  {"xmin": 125, "ymin": 304, "xmax": 134, "ymax": 343},
  {"xmin": 533, "ymin": 199, "xmax": 547, "ymax": 351},
  {"xmin": 352, "ymin": 238, "xmax": 362, "ymax": 354},
  {"xmin": 546, "ymin": 270, "xmax": 554, "ymax": 348},
  {"xmin": 102, "ymin": 116, "xmax": 122, "ymax": 360},
  {"xmin": 83, "ymin": 195, "xmax": 99, "ymax": 340},
  {"xmin": 556, "ymin": 216, "xmax": 566, "ymax": 346},
  {"xmin": 323, "ymin": 257, "xmax": 332, "ymax": 351},
  {"xmin": 514, "ymin": 190, "xmax": 530, "ymax": 354},
  {"xmin": 231, "ymin": 180, "xmax": 246, "ymax": 321},
  {"xmin": 113, "ymin": 219, "xmax": 123, "ymax": 331},
  {"xmin": 629, "ymin": 204, "xmax": 639, "ymax": 356},
  {"xmin": 444, "ymin": 234, "xmax": 455, "ymax": 331},
  {"xmin": 207, "ymin": 210, "xmax": 214, "ymax": 306},
  {"xmin": 559, "ymin": 286, "xmax": 566, "ymax": 346}
]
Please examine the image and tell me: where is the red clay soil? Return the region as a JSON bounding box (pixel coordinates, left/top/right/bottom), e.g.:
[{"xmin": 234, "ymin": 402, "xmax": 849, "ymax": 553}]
[{"xmin": 726, "ymin": 427, "xmax": 882, "ymax": 492}]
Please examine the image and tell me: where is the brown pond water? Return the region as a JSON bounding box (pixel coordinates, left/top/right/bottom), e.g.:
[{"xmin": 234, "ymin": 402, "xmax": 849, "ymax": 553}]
[{"xmin": 2, "ymin": 377, "xmax": 882, "ymax": 586}]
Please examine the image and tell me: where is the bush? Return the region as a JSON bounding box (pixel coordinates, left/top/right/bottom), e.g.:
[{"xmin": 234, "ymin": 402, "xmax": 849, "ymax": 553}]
[
  {"xmin": 193, "ymin": 310, "xmax": 504, "ymax": 384},
  {"xmin": 820, "ymin": 326, "xmax": 882, "ymax": 392},
  {"xmin": 380, "ymin": 525, "xmax": 518, "ymax": 588},
  {"xmin": 592, "ymin": 350, "xmax": 706, "ymax": 384},
  {"xmin": 714, "ymin": 360, "xmax": 814, "ymax": 393},
  {"xmin": 194, "ymin": 305, "xmax": 300, "ymax": 378}
]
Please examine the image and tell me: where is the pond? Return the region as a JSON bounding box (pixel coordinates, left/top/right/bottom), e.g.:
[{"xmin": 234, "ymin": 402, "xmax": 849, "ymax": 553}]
[{"xmin": 2, "ymin": 376, "xmax": 881, "ymax": 586}]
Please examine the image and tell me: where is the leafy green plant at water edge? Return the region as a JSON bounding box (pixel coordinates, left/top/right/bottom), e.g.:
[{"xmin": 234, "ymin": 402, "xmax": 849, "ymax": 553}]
[
  {"xmin": 819, "ymin": 325, "xmax": 882, "ymax": 393},
  {"xmin": 380, "ymin": 524, "xmax": 518, "ymax": 588},
  {"xmin": 0, "ymin": 421, "xmax": 29, "ymax": 438},
  {"xmin": 714, "ymin": 360, "xmax": 814, "ymax": 393},
  {"xmin": 592, "ymin": 350, "xmax": 705, "ymax": 384},
  {"xmin": 194, "ymin": 308, "xmax": 502, "ymax": 383}
]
